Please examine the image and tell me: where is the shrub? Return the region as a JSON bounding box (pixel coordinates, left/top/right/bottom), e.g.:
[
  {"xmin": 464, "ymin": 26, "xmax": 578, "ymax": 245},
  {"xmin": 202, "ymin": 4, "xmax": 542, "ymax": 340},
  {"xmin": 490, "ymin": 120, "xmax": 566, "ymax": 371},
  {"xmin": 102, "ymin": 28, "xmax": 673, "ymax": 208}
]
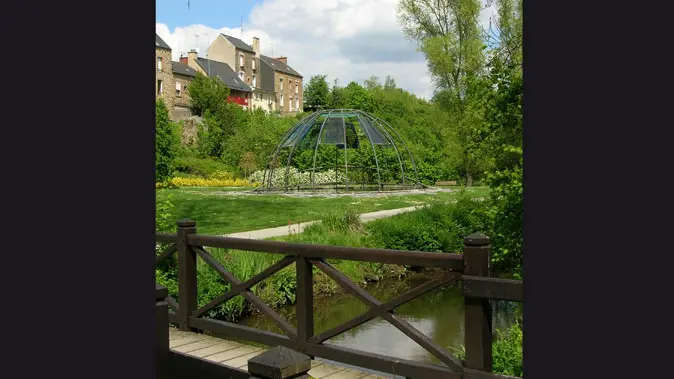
[
  {"xmin": 454, "ymin": 321, "xmax": 523, "ymax": 377},
  {"xmin": 367, "ymin": 198, "xmax": 488, "ymax": 253},
  {"xmin": 168, "ymin": 177, "xmax": 250, "ymax": 187},
  {"xmin": 156, "ymin": 99, "xmax": 179, "ymax": 182},
  {"xmin": 173, "ymin": 155, "xmax": 236, "ymax": 177},
  {"xmin": 249, "ymin": 167, "xmax": 345, "ymax": 187}
]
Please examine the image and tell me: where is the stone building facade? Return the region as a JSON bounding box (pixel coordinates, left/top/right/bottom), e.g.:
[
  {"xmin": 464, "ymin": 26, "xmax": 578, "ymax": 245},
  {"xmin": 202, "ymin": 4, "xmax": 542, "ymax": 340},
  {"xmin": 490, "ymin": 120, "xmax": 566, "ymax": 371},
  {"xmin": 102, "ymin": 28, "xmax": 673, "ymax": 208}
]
[
  {"xmin": 261, "ymin": 55, "xmax": 303, "ymax": 115},
  {"xmin": 171, "ymin": 60, "xmax": 197, "ymax": 121},
  {"xmin": 156, "ymin": 34, "xmax": 175, "ymax": 109}
]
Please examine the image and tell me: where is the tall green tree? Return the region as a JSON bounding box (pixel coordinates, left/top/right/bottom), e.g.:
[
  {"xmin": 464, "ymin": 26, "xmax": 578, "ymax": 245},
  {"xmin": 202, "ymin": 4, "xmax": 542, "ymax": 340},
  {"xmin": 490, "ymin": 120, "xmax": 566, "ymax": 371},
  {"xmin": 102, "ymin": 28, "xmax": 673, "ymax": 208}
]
[
  {"xmin": 397, "ymin": 0, "xmax": 487, "ymax": 185},
  {"xmin": 155, "ymin": 98, "xmax": 178, "ymax": 182},
  {"xmin": 384, "ymin": 75, "xmax": 397, "ymax": 90},
  {"xmin": 188, "ymin": 73, "xmax": 230, "ymax": 117},
  {"xmin": 303, "ymin": 75, "xmax": 331, "ymax": 109}
]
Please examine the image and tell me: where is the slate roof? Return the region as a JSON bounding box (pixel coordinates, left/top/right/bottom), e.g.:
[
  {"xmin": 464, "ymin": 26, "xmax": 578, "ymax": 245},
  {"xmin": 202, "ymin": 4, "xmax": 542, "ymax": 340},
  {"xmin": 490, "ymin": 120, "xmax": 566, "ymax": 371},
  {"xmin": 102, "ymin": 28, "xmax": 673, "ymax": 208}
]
[
  {"xmin": 195, "ymin": 57, "xmax": 252, "ymax": 92},
  {"xmin": 156, "ymin": 34, "xmax": 171, "ymax": 50},
  {"xmin": 221, "ymin": 34, "xmax": 255, "ymax": 53},
  {"xmin": 260, "ymin": 55, "xmax": 302, "ymax": 78},
  {"xmin": 172, "ymin": 61, "xmax": 197, "ymax": 77},
  {"xmin": 259, "ymin": 59, "xmax": 276, "ymax": 93}
]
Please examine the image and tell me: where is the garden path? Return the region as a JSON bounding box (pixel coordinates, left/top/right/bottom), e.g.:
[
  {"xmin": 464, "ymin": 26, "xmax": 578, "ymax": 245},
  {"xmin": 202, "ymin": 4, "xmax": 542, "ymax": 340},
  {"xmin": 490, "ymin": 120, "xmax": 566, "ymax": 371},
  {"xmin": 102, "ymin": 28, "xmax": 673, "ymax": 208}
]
[{"xmin": 224, "ymin": 206, "xmax": 423, "ymax": 240}]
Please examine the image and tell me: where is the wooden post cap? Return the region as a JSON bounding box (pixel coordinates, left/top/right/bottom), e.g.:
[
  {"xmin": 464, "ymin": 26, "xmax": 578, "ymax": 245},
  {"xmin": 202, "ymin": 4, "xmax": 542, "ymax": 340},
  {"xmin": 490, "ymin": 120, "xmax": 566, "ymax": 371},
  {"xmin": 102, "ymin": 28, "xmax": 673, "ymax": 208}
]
[
  {"xmin": 155, "ymin": 283, "xmax": 168, "ymax": 301},
  {"xmin": 176, "ymin": 219, "xmax": 196, "ymax": 228},
  {"xmin": 464, "ymin": 232, "xmax": 490, "ymax": 246},
  {"xmin": 247, "ymin": 346, "xmax": 311, "ymax": 379}
]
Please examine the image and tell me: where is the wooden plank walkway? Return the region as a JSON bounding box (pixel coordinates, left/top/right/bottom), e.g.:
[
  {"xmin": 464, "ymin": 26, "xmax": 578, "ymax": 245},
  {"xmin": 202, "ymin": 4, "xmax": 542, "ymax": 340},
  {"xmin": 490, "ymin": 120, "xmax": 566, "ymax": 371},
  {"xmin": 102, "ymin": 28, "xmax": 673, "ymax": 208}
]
[{"xmin": 168, "ymin": 327, "xmax": 392, "ymax": 379}]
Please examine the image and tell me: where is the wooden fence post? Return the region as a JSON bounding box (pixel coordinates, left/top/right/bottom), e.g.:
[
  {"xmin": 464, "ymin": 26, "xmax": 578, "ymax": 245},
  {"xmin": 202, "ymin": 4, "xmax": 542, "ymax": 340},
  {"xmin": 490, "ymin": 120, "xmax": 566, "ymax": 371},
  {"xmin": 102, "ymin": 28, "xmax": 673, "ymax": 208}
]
[
  {"xmin": 296, "ymin": 257, "xmax": 314, "ymax": 357},
  {"xmin": 463, "ymin": 232, "xmax": 493, "ymax": 372},
  {"xmin": 248, "ymin": 346, "xmax": 312, "ymax": 379},
  {"xmin": 156, "ymin": 284, "xmax": 169, "ymax": 379},
  {"xmin": 177, "ymin": 219, "xmax": 198, "ymax": 331}
]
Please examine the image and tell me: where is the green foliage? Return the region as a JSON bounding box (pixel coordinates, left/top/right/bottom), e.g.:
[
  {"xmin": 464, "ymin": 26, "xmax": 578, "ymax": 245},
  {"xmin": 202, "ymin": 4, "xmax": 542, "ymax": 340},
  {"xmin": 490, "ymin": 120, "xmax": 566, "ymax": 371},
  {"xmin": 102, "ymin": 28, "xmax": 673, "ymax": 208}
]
[
  {"xmin": 155, "ymin": 189, "xmax": 174, "ymax": 232},
  {"xmin": 174, "ymin": 153, "xmax": 235, "ymax": 177},
  {"xmin": 155, "ymin": 98, "xmax": 179, "ymax": 182},
  {"xmin": 368, "ymin": 199, "xmax": 488, "ymax": 253},
  {"xmin": 303, "ymin": 75, "xmax": 331, "ymax": 109},
  {"xmin": 188, "ymin": 73, "xmax": 231, "ymax": 117},
  {"xmin": 455, "ymin": 321, "xmax": 523, "ymax": 377}
]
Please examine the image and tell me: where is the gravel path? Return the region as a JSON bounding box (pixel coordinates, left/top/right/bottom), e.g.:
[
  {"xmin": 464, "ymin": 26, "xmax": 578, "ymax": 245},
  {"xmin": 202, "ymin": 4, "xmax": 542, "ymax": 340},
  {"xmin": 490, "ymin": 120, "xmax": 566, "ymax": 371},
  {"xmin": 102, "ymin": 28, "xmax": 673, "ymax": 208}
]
[{"xmin": 224, "ymin": 206, "xmax": 423, "ymax": 240}]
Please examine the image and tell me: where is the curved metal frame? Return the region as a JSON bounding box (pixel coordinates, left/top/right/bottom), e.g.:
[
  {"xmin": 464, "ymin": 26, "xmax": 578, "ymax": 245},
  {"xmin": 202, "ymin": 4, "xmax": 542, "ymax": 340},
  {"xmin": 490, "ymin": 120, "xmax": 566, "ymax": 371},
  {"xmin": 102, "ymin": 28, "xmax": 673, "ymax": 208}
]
[{"xmin": 258, "ymin": 109, "xmax": 422, "ymax": 193}]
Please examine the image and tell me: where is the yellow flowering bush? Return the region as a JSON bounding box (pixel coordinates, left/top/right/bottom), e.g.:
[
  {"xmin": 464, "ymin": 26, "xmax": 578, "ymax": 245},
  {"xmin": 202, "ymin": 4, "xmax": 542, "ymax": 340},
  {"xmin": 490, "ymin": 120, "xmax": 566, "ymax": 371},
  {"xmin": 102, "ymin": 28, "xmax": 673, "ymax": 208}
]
[{"xmin": 168, "ymin": 177, "xmax": 251, "ymax": 187}]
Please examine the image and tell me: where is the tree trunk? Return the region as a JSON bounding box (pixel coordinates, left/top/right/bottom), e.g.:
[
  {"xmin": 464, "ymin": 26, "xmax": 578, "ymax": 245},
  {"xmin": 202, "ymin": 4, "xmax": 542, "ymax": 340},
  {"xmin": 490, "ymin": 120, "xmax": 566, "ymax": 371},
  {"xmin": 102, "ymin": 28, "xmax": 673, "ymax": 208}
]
[{"xmin": 466, "ymin": 172, "xmax": 473, "ymax": 187}]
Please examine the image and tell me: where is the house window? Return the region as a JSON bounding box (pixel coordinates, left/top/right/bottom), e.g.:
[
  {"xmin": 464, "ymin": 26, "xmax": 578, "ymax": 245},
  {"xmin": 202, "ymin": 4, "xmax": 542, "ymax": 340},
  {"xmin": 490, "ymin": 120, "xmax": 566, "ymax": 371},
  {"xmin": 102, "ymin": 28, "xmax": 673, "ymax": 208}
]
[
  {"xmin": 239, "ymin": 54, "xmax": 244, "ymax": 67},
  {"xmin": 280, "ymin": 78, "xmax": 283, "ymax": 90},
  {"xmin": 176, "ymin": 82, "xmax": 182, "ymax": 96},
  {"xmin": 239, "ymin": 71, "xmax": 244, "ymax": 80},
  {"xmin": 157, "ymin": 80, "xmax": 163, "ymax": 95},
  {"xmin": 295, "ymin": 97, "xmax": 299, "ymax": 111},
  {"xmin": 157, "ymin": 57, "xmax": 163, "ymax": 72},
  {"xmin": 252, "ymin": 59, "xmax": 256, "ymax": 70},
  {"xmin": 295, "ymin": 82, "xmax": 298, "ymax": 94},
  {"xmin": 252, "ymin": 75, "xmax": 257, "ymax": 88},
  {"xmin": 280, "ymin": 93, "xmax": 284, "ymax": 108}
]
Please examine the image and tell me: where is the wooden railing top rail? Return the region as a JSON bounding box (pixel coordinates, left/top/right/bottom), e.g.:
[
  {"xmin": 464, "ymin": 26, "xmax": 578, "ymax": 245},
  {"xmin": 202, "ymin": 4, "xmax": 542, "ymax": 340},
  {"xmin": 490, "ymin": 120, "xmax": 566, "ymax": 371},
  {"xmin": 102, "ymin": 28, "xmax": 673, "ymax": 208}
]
[
  {"xmin": 186, "ymin": 234, "xmax": 465, "ymax": 269},
  {"xmin": 156, "ymin": 232, "xmax": 178, "ymax": 243}
]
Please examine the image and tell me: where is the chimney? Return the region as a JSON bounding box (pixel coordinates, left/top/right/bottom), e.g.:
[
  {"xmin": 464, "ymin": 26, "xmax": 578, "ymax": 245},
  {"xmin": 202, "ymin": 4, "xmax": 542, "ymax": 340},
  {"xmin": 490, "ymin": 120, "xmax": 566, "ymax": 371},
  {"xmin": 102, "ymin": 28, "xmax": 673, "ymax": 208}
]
[
  {"xmin": 252, "ymin": 37, "xmax": 260, "ymax": 57},
  {"xmin": 276, "ymin": 56, "xmax": 287, "ymax": 64},
  {"xmin": 187, "ymin": 49, "xmax": 198, "ymax": 69},
  {"xmin": 179, "ymin": 54, "xmax": 188, "ymax": 65}
]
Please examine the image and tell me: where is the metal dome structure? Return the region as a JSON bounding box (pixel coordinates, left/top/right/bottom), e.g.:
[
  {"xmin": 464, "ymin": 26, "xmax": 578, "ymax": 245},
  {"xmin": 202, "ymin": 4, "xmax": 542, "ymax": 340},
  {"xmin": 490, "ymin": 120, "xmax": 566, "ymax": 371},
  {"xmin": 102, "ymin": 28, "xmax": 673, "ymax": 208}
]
[{"xmin": 256, "ymin": 109, "xmax": 422, "ymax": 193}]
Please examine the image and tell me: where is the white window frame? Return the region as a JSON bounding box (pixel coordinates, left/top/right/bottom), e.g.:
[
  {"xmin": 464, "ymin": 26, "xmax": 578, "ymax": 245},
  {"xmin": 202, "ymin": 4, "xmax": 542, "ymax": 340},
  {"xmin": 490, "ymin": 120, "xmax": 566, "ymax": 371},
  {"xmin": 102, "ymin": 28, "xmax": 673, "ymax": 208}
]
[
  {"xmin": 157, "ymin": 79, "xmax": 163, "ymax": 95},
  {"xmin": 239, "ymin": 53, "xmax": 245, "ymax": 67},
  {"xmin": 280, "ymin": 93, "xmax": 284, "ymax": 108},
  {"xmin": 157, "ymin": 57, "xmax": 162, "ymax": 72},
  {"xmin": 175, "ymin": 82, "xmax": 182, "ymax": 96},
  {"xmin": 279, "ymin": 77, "xmax": 283, "ymax": 90},
  {"xmin": 252, "ymin": 59, "xmax": 256, "ymax": 70},
  {"xmin": 239, "ymin": 71, "xmax": 245, "ymax": 80},
  {"xmin": 252, "ymin": 75, "xmax": 257, "ymax": 88},
  {"xmin": 295, "ymin": 82, "xmax": 298, "ymax": 94},
  {"xmin": 295, "ymin": 97, "xmax": 299, "ymax": 111}
]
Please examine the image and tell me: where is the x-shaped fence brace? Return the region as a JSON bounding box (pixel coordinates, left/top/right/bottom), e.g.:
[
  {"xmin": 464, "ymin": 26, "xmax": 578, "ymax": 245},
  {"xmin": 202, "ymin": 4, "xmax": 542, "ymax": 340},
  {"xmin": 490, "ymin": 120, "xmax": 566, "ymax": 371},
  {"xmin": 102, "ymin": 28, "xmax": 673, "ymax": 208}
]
[{"xmin": 156, "ymin": 244, "xmax": 467, "ymax": 373}]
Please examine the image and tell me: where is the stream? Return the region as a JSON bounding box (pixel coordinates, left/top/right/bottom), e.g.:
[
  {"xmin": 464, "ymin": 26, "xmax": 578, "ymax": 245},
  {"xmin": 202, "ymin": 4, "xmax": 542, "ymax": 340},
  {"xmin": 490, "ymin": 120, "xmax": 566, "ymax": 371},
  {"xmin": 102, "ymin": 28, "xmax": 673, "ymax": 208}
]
[{"xmin": 239, "ymin": 274, "xmax": 521, "ymax": 368}]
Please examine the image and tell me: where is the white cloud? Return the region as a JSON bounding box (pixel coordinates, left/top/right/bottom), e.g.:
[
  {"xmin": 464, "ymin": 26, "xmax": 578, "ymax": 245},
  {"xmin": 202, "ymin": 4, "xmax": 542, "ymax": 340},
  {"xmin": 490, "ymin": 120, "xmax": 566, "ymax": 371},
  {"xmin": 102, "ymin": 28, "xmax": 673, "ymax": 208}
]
[{"xmin": 156, "ymin": 0, "xmax": 497, "ymax": 100}]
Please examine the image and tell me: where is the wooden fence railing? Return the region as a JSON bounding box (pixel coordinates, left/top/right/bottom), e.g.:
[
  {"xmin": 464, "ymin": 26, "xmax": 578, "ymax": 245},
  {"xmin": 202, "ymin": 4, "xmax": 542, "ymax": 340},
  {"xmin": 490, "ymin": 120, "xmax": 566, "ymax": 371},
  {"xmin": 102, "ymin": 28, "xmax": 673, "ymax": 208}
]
[{"xmin": 155, "ymin": 219, "xmax": 523, "ymax": 379}]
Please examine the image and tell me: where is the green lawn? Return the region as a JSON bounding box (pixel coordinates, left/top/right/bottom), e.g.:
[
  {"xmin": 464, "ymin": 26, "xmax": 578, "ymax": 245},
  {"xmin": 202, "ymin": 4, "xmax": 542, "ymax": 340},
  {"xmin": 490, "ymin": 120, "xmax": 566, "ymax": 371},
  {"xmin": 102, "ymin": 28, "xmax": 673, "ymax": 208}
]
[{"xmin": 157, "ymin": 186, "xmax": 489, "ymax": 235}]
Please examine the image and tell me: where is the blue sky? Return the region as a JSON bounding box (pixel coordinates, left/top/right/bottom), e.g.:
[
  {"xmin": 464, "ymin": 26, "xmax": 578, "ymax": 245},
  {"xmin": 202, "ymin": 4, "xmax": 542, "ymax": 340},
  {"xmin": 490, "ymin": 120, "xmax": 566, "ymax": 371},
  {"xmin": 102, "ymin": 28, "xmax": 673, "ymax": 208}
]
[
  {"xmin": 156, "ymin": 0, "xmax": 259, "ymax": 31},
  {"xmin": 156, "ymin": 0, "xmax": 497, "ymax": 100}
]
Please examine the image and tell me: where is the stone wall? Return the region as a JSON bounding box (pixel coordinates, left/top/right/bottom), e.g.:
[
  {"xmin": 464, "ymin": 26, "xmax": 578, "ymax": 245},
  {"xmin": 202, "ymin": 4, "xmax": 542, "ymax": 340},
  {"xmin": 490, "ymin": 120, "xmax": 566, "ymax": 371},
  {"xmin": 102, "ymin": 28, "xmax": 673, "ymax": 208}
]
[
  {"xmin": 274, "ymin": 73, "xmax": 303, "ymax": 115},
  {"xmin": 173, "ymin": 73, "xmax": 194, "ymax": 108},
  {"xmin": 156, "ymin": 48, "xmax": 174, "ymax": 109}
]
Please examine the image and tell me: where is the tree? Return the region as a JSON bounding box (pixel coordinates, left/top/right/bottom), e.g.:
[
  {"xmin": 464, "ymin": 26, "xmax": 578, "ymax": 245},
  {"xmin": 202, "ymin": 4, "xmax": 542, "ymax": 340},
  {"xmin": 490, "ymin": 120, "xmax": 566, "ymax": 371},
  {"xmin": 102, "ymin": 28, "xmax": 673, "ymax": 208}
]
[
  {"xmin": 238, "ymin": 152, "xmax": 257, "ymax": 179},
  {"xmin": 397, "ymin": 0, "xmax": 487, "ymax": 185},
  {"xmin": 384, "ymin": 75, "xmax": 397, "ymax": 90},
  {"xmin": 188, "ymin": 73, "xmax": 230, "ymax": 117},
  {"xmin": 397, "ymin": 0, "xmax": 484, "ymax": 101},
  {"xmin": 156, "ymin": 98, "xmax": 178, "ymax": 182},
  {"xmin": 364, "ymin": 75, "xmax": 382, "ymax": 91},
  {"xmin": 303, "ymin": 75, "xmax": 331, "ymax": 109}
]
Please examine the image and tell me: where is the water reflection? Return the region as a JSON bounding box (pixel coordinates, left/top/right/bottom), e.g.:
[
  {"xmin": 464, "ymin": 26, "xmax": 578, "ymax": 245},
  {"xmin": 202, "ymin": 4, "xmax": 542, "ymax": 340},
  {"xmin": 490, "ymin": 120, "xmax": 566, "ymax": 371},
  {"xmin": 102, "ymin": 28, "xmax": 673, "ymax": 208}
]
[{"xmin": 240, "ymin": 274, "xmax": 521, "ymax": 364}]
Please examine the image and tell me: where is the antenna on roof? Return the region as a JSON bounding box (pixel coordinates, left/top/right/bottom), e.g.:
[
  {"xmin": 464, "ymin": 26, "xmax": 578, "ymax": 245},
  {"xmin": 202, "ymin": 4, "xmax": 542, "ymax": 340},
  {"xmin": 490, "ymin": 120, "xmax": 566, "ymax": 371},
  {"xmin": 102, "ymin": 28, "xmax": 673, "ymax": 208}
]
[
  {"xmin": 187, "ymin": 0, "xmax": 190, "ymax": 9},
  {"xmin": 240, "ymin": 16, "xmax": 243, "ymax": 39}
]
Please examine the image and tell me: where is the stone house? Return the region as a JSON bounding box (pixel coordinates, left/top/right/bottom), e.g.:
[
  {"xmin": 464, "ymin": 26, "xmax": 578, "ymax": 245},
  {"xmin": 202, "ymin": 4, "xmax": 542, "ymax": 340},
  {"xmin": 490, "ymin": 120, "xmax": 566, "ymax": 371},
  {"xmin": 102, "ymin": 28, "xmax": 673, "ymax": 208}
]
[
  {"xmin": 205, "ymin": 34, "xmax": 275, "ymax": 112},
  {"xmin": 171, "ymin": 60, "xmax": 197, "ymax": 121},
  {"xmin": 183, "ymin": 50, "xmax": 253, "ymax": 109},
  {"xmin": 156, "ymin": 34, "xmax": 175, "ymax": 109},
  {"xmin": 260, "ymin": 55, "xmax": 304, "ymax": 115}
]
